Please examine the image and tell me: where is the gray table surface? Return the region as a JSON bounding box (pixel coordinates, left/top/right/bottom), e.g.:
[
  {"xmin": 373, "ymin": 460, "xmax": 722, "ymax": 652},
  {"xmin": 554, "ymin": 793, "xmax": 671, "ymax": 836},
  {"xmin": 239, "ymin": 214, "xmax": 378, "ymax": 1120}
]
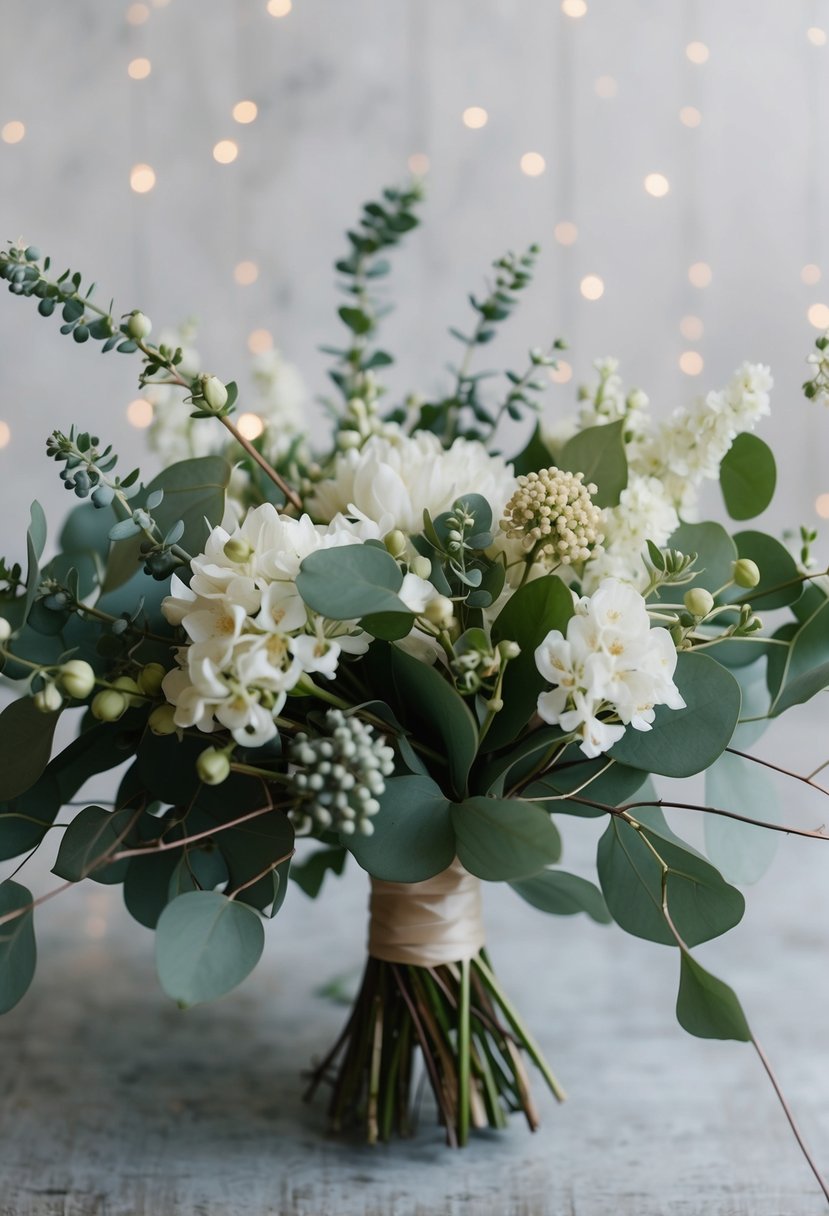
[{"xmin": 2, "ymin": 724, "xmax": 829, "ymax": 1216}]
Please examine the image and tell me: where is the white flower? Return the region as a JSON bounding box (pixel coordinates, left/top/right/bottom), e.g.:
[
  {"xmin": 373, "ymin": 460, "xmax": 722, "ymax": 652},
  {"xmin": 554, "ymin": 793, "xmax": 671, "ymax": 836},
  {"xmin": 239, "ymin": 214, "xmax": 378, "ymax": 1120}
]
[
  {"xmin": 309, "ymin": 429, "xmax": 516, "ymax": 535},
  {"xmin": 534, "ymin": 576, "xmax": 685, "ymax": 758},
  {"xmin": 582, "ymin": 475, "xmax": 680, "ymax": 592}
]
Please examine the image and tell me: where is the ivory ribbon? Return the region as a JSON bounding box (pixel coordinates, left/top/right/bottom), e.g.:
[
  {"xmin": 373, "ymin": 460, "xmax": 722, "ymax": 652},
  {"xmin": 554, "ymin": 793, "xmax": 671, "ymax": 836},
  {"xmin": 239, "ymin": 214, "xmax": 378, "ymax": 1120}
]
[{"xmin": 368, "ymin": 857, "xmax": 485, "ymax": 966}]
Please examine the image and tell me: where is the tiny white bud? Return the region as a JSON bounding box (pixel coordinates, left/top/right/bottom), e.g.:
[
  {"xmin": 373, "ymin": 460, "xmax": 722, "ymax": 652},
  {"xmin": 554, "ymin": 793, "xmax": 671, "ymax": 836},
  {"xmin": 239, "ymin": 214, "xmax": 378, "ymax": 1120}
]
[
  {"xmin": 33, "ymin": 683, "xmax": 62, "ymax": 714},
  {"xmin": 199, "ymin": 374, "xmax": 228, "ymax": 412},
  {"xmin": 733, "ymin": 558, "xmax": 761, "ymax": 589},
  {"xmin": 148, "ymin": 704, "xmax": 177, "ymax": 735},
  {"xmin": 497, "ymin": 639, "xmax": 521, "ymax": 661},
  {"xmin": 223, "ymin": 536, "xmax": 253, "ymax": 563},
  {"xmin": 410, "ymin": 555, "xmax": 432, "ymax": 580},
  {"xmin": 196, "ymin": 747, "xmax": 231, "ymax": 786},
  {"xmin": 0, "ymin": 616, "xmax": 11, "ymax": 642},
  {"xmin": 111, "ymin": 675, "xmax": 143, "ymax": 708},
  {"xmin": 59, "ymin": 659, "xmax": 96, "ymax": 699},
  {"xmin": 384, "ymin": 530, "xmax": 407, "ymax": 560},
  {"xmin": 91, "ymin": 689, "xmax": 127, "ymax": 722},
  {"xmin": 126, "ymin": 310, "xmax": 152, "ymax": 340},
  {"xmin": 683, "ymin": 588, "xmax": 715, "ymax": 618},
  {"xmin": 137, "ymin": 662, "xmax": 167, "ymax": 697},
  {"xmin": 423, "ymin": 595, "xmax": 454, "ymax": 629}
]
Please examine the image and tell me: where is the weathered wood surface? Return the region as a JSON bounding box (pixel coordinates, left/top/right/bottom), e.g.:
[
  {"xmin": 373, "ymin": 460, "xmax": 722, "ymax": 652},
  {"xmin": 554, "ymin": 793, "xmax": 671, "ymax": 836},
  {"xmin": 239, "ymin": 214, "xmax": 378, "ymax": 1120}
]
[{"xmin": 1, "ymin": 718, "xmax": 828, "ymax": 1215}]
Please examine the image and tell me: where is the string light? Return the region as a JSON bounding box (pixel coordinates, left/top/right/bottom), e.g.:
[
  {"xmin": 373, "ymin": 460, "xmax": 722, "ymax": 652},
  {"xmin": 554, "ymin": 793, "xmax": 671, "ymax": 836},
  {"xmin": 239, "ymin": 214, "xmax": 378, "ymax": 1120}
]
[
  {"xmin": 807, "ymin": 26, "xmax": 827, "ymax": 46},
  {"xmin": 407, "ymin": 152, "xmax": 430, "ymax": 175},
  {"xmin": 237, "ymin": 413, "xmax": 265, "ymax": 440},
  {"xmin": 580, "ymin": 274, "xmax": 604, "ymax": 301},
  {"xmin": 679, "ymin": 105, "xmax": 701, "ymax": 127},
  {"xmin": 561, "ymin": 0, "xmax": 587, "ymax": 16},
  {"xmin": 267, "ymin": 0, "xmax": 292, "ymax": 15},
  {"xmin": 688, "ymin": 261, "xmax": 712, "ymax": 288},
  {"xmin": 594, "ymin": 75, "xmax": 617, "ymax": 99},
  {"xmin": 127, "ymin": 398, "xmax": 153, "ymax": 428},
  {"xmin": 247, "ymin": 328, "xmax": 273, "ymax": 354},
  {"xmin": 0, "ymin": 421, "xmax": 10, "ymax": 448},
  {"xmin": 1, "ymin": 121, "xmax": 25, "ymax": 144},
  {"xmin": 126, "ymin": 2, "xmax": 150, "ymax": 24},
  {"xmin": 232, "ymin": 100, "xmax": 258, "ymax": 124},
  {"xmin": 679, "ymin": 350, "xmax": 704, "ymax": 376},
  {"xmin": 807, "ymin": 302, "xmax": 829, "ymax": 328},
  {"xmin": 554, "ymin": 221, "xmax": 578, "ymax": 246},
  {"xmin": 462, "ymin": 106, "xmax": 488, "ymax": 129},
  {"xmin": 686, "ymin": 41, "xmax": 709, "ymax": 64},
  {"xmin": 679, "ymin": 315, "xmax": 704, "ymax": 341},
  {"xmin": 520, "ymin": 151, "xmax": 546, "ymax": 176},
  {"xmin": 234, "ymin": 260, "xmax": 259, "ymax": 286},
  {"xmin": 127, "ymin": 57, "xmax": 152, "ymax": 80},
  {"xmin": 801, "ymin": 264, "xmax": 822, "ymax": 285},
  {"xmin": 548, "ymin": 361, "xmax": 573, "ymax": 384},
  {"xmin": 213, "ymin": 139, "xmax": 239, "ymax": 164},
  {"xmin": 644, "ymin": 172, "xmax": 670, "ymax": 197},
  {"xmin": 816, "ymin": 493, "xmax": 829, "ymax": 518},
  {"xmin": 130, "ymin": 163, "xmax": 156, "ymax": 193}
]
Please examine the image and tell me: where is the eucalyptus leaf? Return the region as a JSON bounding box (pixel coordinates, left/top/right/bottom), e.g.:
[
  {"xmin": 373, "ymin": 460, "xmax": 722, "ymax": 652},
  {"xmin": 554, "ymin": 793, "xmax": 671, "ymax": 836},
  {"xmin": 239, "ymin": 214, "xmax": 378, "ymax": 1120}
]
[
  {"xmin": 719, "ymin": 433, "xmax": 776, "ymax": 521},
  {"xmin": 0, "ymin": 698, "xmax": 60, "ymax": 802},
  {"xmin": 770, "ymin": 597, "xmax": 829, "ymax": 716},
  {"xmin": 346, "ymin": 775, "xmax": 454, "ymax": 881},
  {"xmin": 559, "ymin": 420, "xmax": 628, "ymax": 508},
  {"xmin": 704, "ymin": 751, "xmax": 779, "ymax": 885},
  {"xmin": 291, "ymin": 845, "xmax": 347, "ymax": 899},
  {"xmin": 52, "ymin": 804, "xmax": 136, "ymax": 884},
  {"xmin": 0, "ymin": 880, "xmax": 36, "ymax": 1013},
  {"xmin": 452, "ymin": 797, "xmax": 561, "ymax": 880},
  {"xmin": 297, "ymin": 545, "xmax": 412, "ymax": 619},
  {"xmin": 390, "ymin": 647, "xmax": 478, "ymax": 796},
  {"xmin": 676, "ymin": 953, "xmax": 751, "ymax": 1041},
  {"xmin": 511, "ymin": 869, "xmax": 611, "ymax": 923},
  {"xmin": 155, "ymin": 891, "xmax": 265, "ymax": 1007},
  {"xmin": 660, "ymin": 521, "xmax": 737, "ymax": 600}
]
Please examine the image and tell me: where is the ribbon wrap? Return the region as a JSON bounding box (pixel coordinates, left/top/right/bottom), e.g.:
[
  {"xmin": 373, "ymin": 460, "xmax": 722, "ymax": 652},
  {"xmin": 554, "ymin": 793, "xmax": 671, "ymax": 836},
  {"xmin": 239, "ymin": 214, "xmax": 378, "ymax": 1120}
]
[{"xmin": 368, "ymin": 858, "xmax": 485, "ymax": 966}]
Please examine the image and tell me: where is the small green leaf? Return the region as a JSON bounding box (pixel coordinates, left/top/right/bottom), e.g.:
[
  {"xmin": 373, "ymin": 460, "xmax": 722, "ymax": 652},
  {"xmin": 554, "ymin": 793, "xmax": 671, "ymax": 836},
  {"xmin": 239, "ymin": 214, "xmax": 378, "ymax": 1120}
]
[
  {"xmin": 559, "ymin": 420, "xmax": 628, "ymax": 508},
  {"xmin": 0, "ymin": 698, "xmax": 60, "ymax": 802},
  {"xmin": 297, "ymin": 545, "xmax": 412, "ymax": 619},
  {"xmin": 659, "ymin": 522, "xmax": 737, "ymax": 602},
  {"xmin": 770, "ymin": 597, "xmax": 829, "ymax": 716},
  {"xmin": 0, "ymin": 880, "xmax": 36, "ymax": 1013},
  {"xmin": 511, "ymin": 869, "xmax": 611, "ymax": 922},
  {"xmin": 676, "ymin": 953, "xmax": 751, "ymax": 1041},
  {"xmin": 452, "ymin": 797, "xmax": 561, "ymax": 881},
  {"xmin": 52, "ymin": 805, "xmax": 135, "ymax": 884},
  {"xmin": 390, "ymin": 647, "xmax": 478, "ymax": 797},
  {"xmin": 290, "ymin": 846, "xmax": 347, "ymax": 899},
  {"xmin": 155, "ymin": 891, "xmax": 264, "ymax": 1007},
  {"xmin": 346, "ymin": 775, "xmax": 454, "ymax": 881},
  {"xmin": 720, "ymin": 433, "xmax": 776, "ymax": 521}
]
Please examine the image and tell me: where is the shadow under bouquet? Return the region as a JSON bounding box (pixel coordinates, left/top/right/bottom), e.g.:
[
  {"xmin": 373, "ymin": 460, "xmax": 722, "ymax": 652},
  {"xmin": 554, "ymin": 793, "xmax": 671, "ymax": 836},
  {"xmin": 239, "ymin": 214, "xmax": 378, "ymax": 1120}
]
[{"xmin": 2, "ymin": 185, "xmax": 829, "ymax": 1192}]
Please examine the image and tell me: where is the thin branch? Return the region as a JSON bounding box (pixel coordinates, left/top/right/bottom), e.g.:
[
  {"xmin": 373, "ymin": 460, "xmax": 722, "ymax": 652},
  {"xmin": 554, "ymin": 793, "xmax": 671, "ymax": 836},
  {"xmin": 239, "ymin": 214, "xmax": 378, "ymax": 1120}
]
[
  {"xmin": 227, "ymin": 849, "xmax": 295, "ymax": 900},
  {"xmin": 752, "ymin": 1037, "xmax": 829, "ymax": 1207},
  {"xmin": 726, "ymin": 747, "xmax": 829, "ymax": 798},
  {"xmin": 567, "ymin": 795, "xmax": 829, "ymax": 843}
]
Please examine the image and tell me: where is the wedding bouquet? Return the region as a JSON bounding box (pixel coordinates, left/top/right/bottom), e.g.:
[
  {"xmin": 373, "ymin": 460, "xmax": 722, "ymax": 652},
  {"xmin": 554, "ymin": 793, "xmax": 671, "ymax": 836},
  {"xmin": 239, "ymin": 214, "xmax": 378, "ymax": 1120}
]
[{"xmin": 2, "ymin": 185, "xmax": 829, "ymax": 1194}]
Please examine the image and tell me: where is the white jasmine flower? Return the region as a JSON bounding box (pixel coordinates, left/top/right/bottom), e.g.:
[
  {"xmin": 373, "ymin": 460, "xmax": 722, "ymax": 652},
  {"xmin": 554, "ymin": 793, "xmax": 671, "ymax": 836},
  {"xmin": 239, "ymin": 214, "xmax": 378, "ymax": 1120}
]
[{"xmin": 582, "ymin": 475, "xmax": 679, "ymax": 592}]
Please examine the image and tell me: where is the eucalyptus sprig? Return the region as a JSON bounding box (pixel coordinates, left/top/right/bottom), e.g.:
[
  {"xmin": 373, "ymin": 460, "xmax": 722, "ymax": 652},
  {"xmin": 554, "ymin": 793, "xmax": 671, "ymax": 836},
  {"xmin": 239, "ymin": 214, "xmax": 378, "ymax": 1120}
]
[{"xmin": 641, "ymin": 541, "xmax": 699, "ymax": 598}]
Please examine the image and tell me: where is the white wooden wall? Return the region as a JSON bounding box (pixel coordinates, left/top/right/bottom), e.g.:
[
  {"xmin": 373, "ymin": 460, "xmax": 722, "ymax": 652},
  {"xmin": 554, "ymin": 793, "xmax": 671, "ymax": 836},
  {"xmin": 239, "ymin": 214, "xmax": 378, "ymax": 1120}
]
[{"xmin": 1, "ymin": 0, "xmax": 829, "ymax": 546}]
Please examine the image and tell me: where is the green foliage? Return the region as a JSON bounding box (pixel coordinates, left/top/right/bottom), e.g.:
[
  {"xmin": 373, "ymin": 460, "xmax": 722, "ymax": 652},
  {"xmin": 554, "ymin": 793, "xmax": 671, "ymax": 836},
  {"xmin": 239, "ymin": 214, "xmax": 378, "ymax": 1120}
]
[
  {"xmin": 597, "ymin": 814, "xmax": 744, "ymax": 947},
  {"xmin": 610, "ymin": 652, "xmax": 741, "ymax": 777},
  {"xmin": 123, "ymin": 851, "xmax": 182, "ymax": 929},
  {"xmin": 0, "ymin": 698, "xmax": 60, "ymax": 802},
  {"xmin": 704, "ymin": 750, "xmax": 779, "ymax": 885},
  {"xmin": 291, "ymin": 845, "xmax": 348, "ymax": 899},
  {"xmin": 558, "ymin": 420, "xmax": 628, "ymax": 508},
  {"xmin": 346, "ymin": 775, "xmax": 454, "ymax": 881},
  {"xmin": 676, "ymin": 954, "xmax": 751, "ymax": 1041},
  {"xmin": 719, "ymin": 433, "xmax": 776, "ymax": 520},
  {"xmin": 390, "ymin": 646, "xmax": 478, "ymax": 797},
  {"xmin": 724, "ymin": 531, "xmax": 802, "ymax": 611},
  {"xmin": 510, "ymin": 869, "xmax": 611, "ymax": 923},
  {"xmin": 296, "ymin": 544, "xmax": 415, "ymax": 624},
  {"xmin": 0, "ymin": 501, "xmax": 47, "ymax": 635},
  {"xmin": 53, "ymin": 804, "xmax": 137, "ymax": 884},
  {"xmin": 0, "ymin": 881, "xmax": 36, "ymax": 1014},
  {"xmin": 214, "ymin": 809, "xmax": 295, "ymax": 914},
  {"xmin": 660, "ymin": 522, "xmax": 737, "ymax": 599},
  {"xmin": 522, "ymin": 757, "xmax": 649, "ymax": 817},
  {"xmin": 155, "ymin": 890, "xmax": 265, "ymax": 1007},
  {"xmin": 452, "ymin": 797, "xmax": 561, "ymax": 881},
  {"xmin": 486, "ymin": 574, "xmax": 574, "ymax": 750}
]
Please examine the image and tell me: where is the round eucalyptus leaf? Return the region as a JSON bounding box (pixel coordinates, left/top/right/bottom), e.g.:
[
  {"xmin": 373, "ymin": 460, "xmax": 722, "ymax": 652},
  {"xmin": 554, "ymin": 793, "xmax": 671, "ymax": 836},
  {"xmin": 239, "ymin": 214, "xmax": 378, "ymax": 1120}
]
[
  {"xmin": 155, "ymin": 890, "xmax": 265, "ymax": 1007},
  {"xmin": 0, "ymin": 880, "xmax": 36, "ymax": 1014}
]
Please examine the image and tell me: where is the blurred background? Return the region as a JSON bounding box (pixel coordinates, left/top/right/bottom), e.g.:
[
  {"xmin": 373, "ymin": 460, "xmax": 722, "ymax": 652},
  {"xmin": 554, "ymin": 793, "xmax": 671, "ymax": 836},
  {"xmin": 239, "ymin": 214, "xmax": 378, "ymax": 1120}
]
[{"xmin": 2, "ymin": 0, "xmax": 829, "ymax": 549}]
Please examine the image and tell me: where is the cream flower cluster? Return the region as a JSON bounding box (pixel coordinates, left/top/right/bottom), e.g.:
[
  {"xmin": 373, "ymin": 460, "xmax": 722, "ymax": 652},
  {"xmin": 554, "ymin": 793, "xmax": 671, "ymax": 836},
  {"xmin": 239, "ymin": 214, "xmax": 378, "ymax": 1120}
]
[
  {"xmin": 161, "ymin": 504, "xmax": 434, "ymax": 747},
  {"xmin": 309, "ymin": 429, "xmax": 516, "ymax": 535},
  {"xmin": 582, "ymin": 475, "xmax": 680, "ymax": 592},
  {"xmin": 535, "ymin": 578, "xmax": 685, "ymax": 758},
  {"xmin": 500, "ymin": 467, "xmax": 603, "ymax": 566}
]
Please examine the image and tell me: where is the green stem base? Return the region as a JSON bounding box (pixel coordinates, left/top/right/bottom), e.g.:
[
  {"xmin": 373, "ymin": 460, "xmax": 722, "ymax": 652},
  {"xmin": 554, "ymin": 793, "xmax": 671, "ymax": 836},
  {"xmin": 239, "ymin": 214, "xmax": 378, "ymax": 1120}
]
[{"xmin": 303, "ymin": 948, "xmax": 565, "ymax": 1146}]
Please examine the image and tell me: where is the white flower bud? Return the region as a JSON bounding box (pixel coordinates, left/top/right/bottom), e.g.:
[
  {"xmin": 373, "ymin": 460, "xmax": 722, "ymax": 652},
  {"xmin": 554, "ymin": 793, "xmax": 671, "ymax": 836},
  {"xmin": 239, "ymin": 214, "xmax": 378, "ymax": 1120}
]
[
  {"xmin": 91, "ymin": 689, "xmax": 127, "ymax": 722},
  {"xmin": 223, "ymin": 537, "xmax": 253, "ymax": 564},
  {"xmin": 733, "ymin": 558, "xmax": 761, "ymax": 589},
  {"xmin": 58, "ymin": 659, "xmax": 96, "ymax": 699},
  {"xmin": 683, "ymin": 587, "xmax": 714, "ymax": 619},
  {"xmin": 126, "ymin": 310, "xmax": 152, "ymax": 340},
  {"xmin": 199, "ymin": 374, "xmax": 228, "ymax": 412},
  {"xmin": 0, "ymin": 616, "xmax": 11, "ymax": 642},
  {"xmin": 148, "ymin": 704, "xmax": 178, "ymax": 735},
  {"xmin": 33, "ymin": 683, "xmax": 62, "ymax": 714},
  {"xmin": 138, "ymin": 662, "xmax": 167, "ymax": 697},
  {"xmin": 423, "ymin": 595, "xmax": 454, "ymax": 630},
  {"xmin": 196, "ymin": 747, "xmax": 231, "ymax": 786},
  {"xmin": 384, "ymin": 530, "xmax": 407, "ymax": 560},
  {"xmin": 410, "ymin": 555, "xmax": 432, "ymax": 580},
  {"xmin": 111, "ymin": 675, "xmax": 143, "ymax": 708},
  {"xmin": 497, "ymin": 639, "xmax": 521, "ymax": 661}
]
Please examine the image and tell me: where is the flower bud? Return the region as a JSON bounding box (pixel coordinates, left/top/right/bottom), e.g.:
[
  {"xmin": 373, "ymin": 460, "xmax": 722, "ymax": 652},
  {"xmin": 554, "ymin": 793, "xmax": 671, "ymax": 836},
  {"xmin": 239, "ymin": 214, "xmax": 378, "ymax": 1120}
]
[
  {"xmin": 33, "ymin": 683, "xmax": 62, "ymax": 714},
  {"xmin": 91, "ymin": 689, "xmax": 127, "ymax": 722},
  {"xmin": 732, "ymin": 558, "xmax": 760, "ymax": 589},
  {"xmin": 126, "ymin": 310, "xmax": 152, "ymax": 340},
  {"xmin": 683, "ymin": 588, "xmax": 714, "ymax": 619},
  {"xmin": 410, "ymin": 555, "xmax": 432, "ymax": 580},
  {"xmin": 111, "ymin": 675, "xmax": 143, "ymax": 708},
  {"xmin": 383, "ymin": 530, "xmax": 407, "ymax": 561},
  {"xmin": 148, "ymin": 704, "xmax": 178, "ymax": 735},
  {"xmin": 199, "ymin": 374, "xmax": 228, "ymax": 412},
  {"xmin": 137, "ymin": 662, "xmax": 166, "ymax": 697},
  {"xmin": 423, "ymin": 595, "xmax": 454, "ymax": 630},
  {"xmin": 223, "ymin": 536, "xmax": 253, "ymax": 564},
  {"xmin": 497, "ymin": 639, "xmax": 521, "ymax": 661},
  {"xmin": 196, "ymin": 747, "xmax": 231, "ymax": 786},
  {"xmin": 0, "ymin": 616, "xmax": 11, "ymax": 642},
  {"xmin": 59, "ymin": 659, "xmax": 96, "ymax": 699}
]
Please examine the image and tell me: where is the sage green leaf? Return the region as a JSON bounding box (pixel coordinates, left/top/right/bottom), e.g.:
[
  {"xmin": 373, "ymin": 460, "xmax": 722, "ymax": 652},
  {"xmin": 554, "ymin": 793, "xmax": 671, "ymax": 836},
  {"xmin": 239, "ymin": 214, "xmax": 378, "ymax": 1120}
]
[
  {"xmin": 390, "ymin": 647, "xmax": 478, "ymax": 796},
  {"xmin": 168, "ymin": 848, "xmax": 229, "ymax": 899},
  {"xmin": 0, "ymin": 880, "xmax": 36, "ymax": 1013},
  {"xmin": 511, "ymin": 422, "xmax": 554, "ymax": 477},
  {"xmin": 291, "ymin": 845, "xmax": 347, "ymax": 899},
  {"xmin": 452, "ymin": 797, "xmax": 561, "ymax": 881},
  {"xmin": 676, "ymin": 953, "xmax": 751, "ymax": 1041},
  {"xmin": 610, "ymin": 651, "xmax": 741, "ymax": 777},
  {"xmin": 123, "ymin": 851, "xmax": 182, "ymax": 929},
  {"xmin": 297, "ymin": 545, "xmax": 412, "ymax": 619},
  {"xmin": 729, "ymin": 531, "xmax": 801, "ymax": 611},
  {"xmin": 155, "ymin": 891, "xmax": 265, "ymax": 1007},
  {"xmin": 597, "ymin": 816, "xmax": 744, "ymax": 946},
  {"xmin": 217, "ymin": 810, "xmax": 295, "ymax": 913},
  {"xmin": 52, "ymin": 805, "xmax": 136, "ymax": 884},
  {"xmin": 660, "ymin": 521, "xmax": 737, "ymax": 601},
  {"xmin": 719, "ymin": 432, "xmax": 776, "ymax": 521},
  {"xmin": 770, "ymin": 597, "xmax": 829, "ymax": 716},
  {"xmin": 511, "ymin": 869, "xmax": 611, "ymax": 923},
  {"xmin": 704, "ymin": 750, "xmax": 779, "ymax": 885},
  {"xmin": 559, "ymin": 419, "xmax": 628, "ymax": 508},
  {"xmin": 486, "ymin": 574, "xmax": 574, "ymax": 751},
  {"xmin": 347, "ymin": 775, "xmax": 454, "ymax": 881},
  {"xmin": 0, "ymin": 698, "xmax": 59, "ymax": 802},
  {"xmin": 478, "ymin": 726, "xmax": 562, "ymax": 795},
  {"xmin": 523, "ymin": 756, "xmax": 648, "ymax": 817}
]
